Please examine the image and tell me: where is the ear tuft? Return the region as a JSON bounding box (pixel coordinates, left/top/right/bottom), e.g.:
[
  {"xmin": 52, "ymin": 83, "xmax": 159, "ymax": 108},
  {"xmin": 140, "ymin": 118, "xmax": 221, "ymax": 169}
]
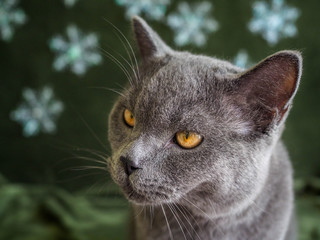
[
  {"xmin": 132, "ymin": 16, "xmax": 172, "ymax": 61},
  {"xmin": 235, "ymin": 50, "xmax": 302, "ymax": 133}
]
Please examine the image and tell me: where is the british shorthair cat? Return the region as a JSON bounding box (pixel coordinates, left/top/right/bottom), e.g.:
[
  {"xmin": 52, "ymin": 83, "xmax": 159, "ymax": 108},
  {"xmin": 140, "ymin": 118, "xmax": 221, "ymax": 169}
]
[{"xmin": 107, "ymin": 16, "xmax": 302, "ymax": 240}]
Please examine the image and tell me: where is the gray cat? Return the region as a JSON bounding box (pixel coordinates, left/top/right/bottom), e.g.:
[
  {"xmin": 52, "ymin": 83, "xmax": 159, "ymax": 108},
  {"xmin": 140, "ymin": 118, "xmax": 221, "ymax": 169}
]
[{"xmin": 107, "ymin": 16, "xmax": 302, "ymax": 240}]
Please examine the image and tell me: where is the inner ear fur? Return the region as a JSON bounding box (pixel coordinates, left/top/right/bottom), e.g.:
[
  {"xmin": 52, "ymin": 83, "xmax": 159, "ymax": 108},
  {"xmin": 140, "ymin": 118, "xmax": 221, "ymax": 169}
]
[{"xmin": 234, "ymin": 51, "xmax": 302, "ymax": 134}]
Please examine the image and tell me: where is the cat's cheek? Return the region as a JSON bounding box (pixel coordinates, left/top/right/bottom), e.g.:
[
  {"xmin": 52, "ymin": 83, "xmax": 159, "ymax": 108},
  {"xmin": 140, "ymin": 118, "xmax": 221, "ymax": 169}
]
[
  {"xmin": 108, "ymin": 126, "xmax": 130, "ymax": 150},
  {"xmin": 108, "ymin": 158, "xmax": 127, "ymax": 188}
]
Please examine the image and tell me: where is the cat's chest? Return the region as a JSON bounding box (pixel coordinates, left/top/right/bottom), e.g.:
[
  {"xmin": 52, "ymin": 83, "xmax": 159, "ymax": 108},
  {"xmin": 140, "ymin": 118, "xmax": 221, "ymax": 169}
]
[
  {"xmin": 133, "ymin": 205, "xmax": 229, "ymax": 240},
  {"xmin": 133, "ymin": 195, "xmax": 292, "ymax": 240}
]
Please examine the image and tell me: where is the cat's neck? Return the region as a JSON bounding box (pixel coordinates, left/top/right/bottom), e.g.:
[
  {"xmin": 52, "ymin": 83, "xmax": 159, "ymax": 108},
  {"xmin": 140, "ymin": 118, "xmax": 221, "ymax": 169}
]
[{"xmin": 132, "ymin": 141, "xmax": 294, "ymax": 240}]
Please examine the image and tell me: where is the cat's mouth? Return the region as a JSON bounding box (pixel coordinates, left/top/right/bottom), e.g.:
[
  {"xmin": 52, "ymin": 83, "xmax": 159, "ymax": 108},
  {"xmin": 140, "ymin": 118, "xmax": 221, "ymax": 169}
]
[
  {"xmin": 122, "ymin": 179, "xmax": 172, "ymax": 205},
  {"xmin": 108, "ymin": 158, "xmax": 174, "ymax": 205}
]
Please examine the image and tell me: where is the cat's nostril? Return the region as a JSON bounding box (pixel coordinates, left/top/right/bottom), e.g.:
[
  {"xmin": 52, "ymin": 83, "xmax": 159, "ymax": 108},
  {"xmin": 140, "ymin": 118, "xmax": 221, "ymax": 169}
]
[{"xmin": 120, "ymin": 156, "xmax": 141, "ymax": 176}]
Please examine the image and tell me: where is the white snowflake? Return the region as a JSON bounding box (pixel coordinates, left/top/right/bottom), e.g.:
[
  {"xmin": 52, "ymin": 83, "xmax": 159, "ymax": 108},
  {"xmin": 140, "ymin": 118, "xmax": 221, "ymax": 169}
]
[
  {"xmin": 49, "ymin": 25, "xmax": 102, "ymax": 76},
  {"xmin": 63, "ymin": 0, "xmax": 79, "ymax": 8},
  {"xmin": 11, "ymin": 86, "xmax": 64, "ymax": 137},
  {"xmin": 233, "ymin": 50, "xmax": 254, "ymax": 69},
  {"xmin": 115, "ymin": 0, "xmax": 170, "ymax": 20},
  {"xmin": 248, "ymin": 0, "xmax": 300, "ymax": 46},
  {"xmin": 167, "ymin": 1, "xmax": 219, "ymax": 47},
  {"xmin": 0, "ymin": 0, "xmax": 27, "ymax": 41}
]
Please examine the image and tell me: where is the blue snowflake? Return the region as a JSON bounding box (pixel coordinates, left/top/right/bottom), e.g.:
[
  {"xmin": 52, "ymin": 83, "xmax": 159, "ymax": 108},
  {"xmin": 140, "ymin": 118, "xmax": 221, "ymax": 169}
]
[
  {"xmin": 233, "ymin": 50, "xmax": 254, "ymax": 69},
  {"xmin": 248, "ymin": 0, "xmax": 300, "ymax": 45},
  {"xmin": 167, "ymin": 2, "xmax": 219, "ymax": 47},
  {"xmin": 11, "ymin": 87, "xmax": 64, "ymax": 137},
  {"xmin": 115, "ymin": 0, "xmax": 170, "ymax": 20},
  {"xmin": 49, "ymin": 25, "xmax": 102, "ymax": 76},
  {"xmin": 0, "ymin": 0, "xmax": 27, "ymax": 41},
  {"xmin": 63, "ymin": 0, "xmax": 79, "ymax": 8}
]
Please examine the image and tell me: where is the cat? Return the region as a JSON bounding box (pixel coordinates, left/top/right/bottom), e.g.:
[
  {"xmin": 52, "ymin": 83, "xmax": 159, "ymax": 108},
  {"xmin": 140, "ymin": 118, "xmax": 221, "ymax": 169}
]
[{"xmin": 107, "ymin": 16, "xmax": 302, "ymax": 240}]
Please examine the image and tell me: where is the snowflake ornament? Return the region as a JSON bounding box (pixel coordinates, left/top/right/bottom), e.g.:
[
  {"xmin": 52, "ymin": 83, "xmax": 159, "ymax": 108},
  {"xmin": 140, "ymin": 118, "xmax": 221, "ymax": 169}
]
[
  {"xmin": 233, "ymin": 50, "xmax": 254, "ymax": 69},
  {"xmin": 0, "ymin": 0, "xmax": 27, "ymax": 41},
  {"xmin": 49, "ymin": 25, "xmax": 102, "ymax": 76},
  {"xmin": 11, "ymin": 87, "xmax": 64, "ymax": 137},
  {"xmin": 63, "ymin": 0, "xmax": 79, "ymax": 8},
  {"xmin": 115, "ymin": 0, "xmax": 170, "ymax": 20},
  {"xmin": 248, "ymin": 0, "xmax": 300, "ymax": 46},
  {"xmin": 167, "ymin": 1, "xmax": 219, "ymax": 47}
]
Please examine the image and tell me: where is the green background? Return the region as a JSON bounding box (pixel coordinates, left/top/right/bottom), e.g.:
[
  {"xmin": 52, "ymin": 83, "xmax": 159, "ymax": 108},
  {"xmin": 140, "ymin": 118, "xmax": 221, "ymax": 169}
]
[{"xmin": 1, "ymin": 0, "xmax": 319, "ymax": 239}]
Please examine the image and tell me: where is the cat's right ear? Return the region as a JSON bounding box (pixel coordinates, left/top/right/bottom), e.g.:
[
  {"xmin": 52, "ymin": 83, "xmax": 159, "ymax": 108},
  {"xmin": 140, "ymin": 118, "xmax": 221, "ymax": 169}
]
[
  {"xmin": 234, "ymin": 51, "xmax": 302, "ymax": 134},
  {"xmin": 132, "ymin": 16, "xmax": 172, "ymax": 61}
]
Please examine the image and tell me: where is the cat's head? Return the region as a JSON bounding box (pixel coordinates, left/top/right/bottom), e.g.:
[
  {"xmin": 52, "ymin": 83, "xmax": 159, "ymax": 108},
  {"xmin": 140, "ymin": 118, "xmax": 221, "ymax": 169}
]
[{"xmin": 107, "ymin": 16, "xmax": 302, "ymax": 215}]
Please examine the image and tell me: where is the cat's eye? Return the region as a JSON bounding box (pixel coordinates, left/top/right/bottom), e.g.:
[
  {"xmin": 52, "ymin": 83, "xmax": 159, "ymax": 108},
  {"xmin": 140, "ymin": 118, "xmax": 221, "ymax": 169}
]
[
  {"xmin": 175, "ymin": 131, "xmax": 203, "ymax": 149},
  {"xmin": 123, "ymin": 109, "xmax": 135, "ymax": 127}
]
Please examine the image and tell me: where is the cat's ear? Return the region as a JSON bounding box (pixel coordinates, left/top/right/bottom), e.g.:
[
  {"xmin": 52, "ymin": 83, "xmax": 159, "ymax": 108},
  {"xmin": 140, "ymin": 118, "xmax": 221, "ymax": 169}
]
[
  {"xmin": 235, "ymin": 50, "xmax": 302, "ymax": 133},
  {"xmin": 132, "ymin": 16, "xmax": 172, "ymax": 61}
]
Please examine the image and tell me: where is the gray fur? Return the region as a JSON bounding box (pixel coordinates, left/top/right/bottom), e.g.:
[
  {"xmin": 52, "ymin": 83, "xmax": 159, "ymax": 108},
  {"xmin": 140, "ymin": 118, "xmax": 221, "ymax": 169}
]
[{"xmin": 107, "ymin": 16, "xmax": 302, "ymax": 240}]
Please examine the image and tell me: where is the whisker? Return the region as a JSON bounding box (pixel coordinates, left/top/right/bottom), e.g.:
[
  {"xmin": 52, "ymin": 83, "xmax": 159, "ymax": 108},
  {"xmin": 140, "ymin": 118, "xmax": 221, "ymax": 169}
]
[
  {"xmin": 73, "ymin": 109, "xmax": 108, "ymax": 151},
  {"xmin": 143, "ymin": 205, "xmax": 147, "ymax": 224},
  {"xmin": 56, "ymin": 171, "xmax": 105, "ymax": 183},
  {"xmin": 70, "ymin": 146, "xmax": 110, "ymax": 160},
  {"xmin": 161, "ymin": 204, "xmax": 174, "ymax": 240},
  {"xmin": 248, "ymin": 198, "xmax": 271, "ymax": 215},
  {"xmin": 112, "ymin": 30, "xmax": 137, "ymax": 80},
  {"xmin": 173, "ymin": 203, "xmax": 201, "ymax": 240},
  {"xmin": 100, "ymin": 48, "xmax": 133, "ymax": 85},
  {"xmin": 167, "ymin": 203, "xmax": 187, "ymax": 240},
  {"xmin": 68, "ymin": 166, "xmax": 107, "ymax": 171},
  {"xmin": 103, "ymin": 18, "xmax": 141, "ymax": 82},
  {"xmin": 206, "ymin": 199, "xmax": 227, "ymax": 238},
  {"xmin": 70, "ymin": 155, "xmax": 107, "ymax": 165},
  {"xmin": 85, "ymin": 178, "xmax": 106, "ymax": 195},
  {"xmin": 47, "ymin": 141, "xmax": 110, "ymax": 161},
  {"xmin": 115, "ymin": 82, "xmax": 127, "ymax": 91},
  {"xmin": 88, "ymin": 86, "xmax": 126, "ymax": 98},
  {"xmin": 178, "ymin": 201, "xmax": 206, "ymax": 235},
  {"xmin": 77, "ymin": 148, "xmax": 109, "ymax": 161},
  {"xmin": 181, "ymin": 196, "xmax": 212, "ymax": 219},
  {"xmin": 98, "ymin": 180, "xmax": 110, "ymax": 195},
  {"xmin": 134, "ymin": 205, "xmax": 145, "ymax": 219},
  {"xmin": 103, "ymin": 42, "xmax": 139, "ymax": 83},
  {"xmin": 59, "ymin": 163, "xmax": 106, "ymax": 176},
  {"xmin": 149, "ymin": 205, "xmax": 154, "ymax": 229}
]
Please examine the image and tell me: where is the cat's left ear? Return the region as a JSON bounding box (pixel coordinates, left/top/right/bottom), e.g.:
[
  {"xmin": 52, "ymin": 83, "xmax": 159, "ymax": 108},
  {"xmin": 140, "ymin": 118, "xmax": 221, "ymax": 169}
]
[
  {"xmin": 235, "ymin": 50, "xmax": 302, "ymax": 133},
  {"xmin": 132, "ymin": 16, "xmax": 173, "ymax": 61}
]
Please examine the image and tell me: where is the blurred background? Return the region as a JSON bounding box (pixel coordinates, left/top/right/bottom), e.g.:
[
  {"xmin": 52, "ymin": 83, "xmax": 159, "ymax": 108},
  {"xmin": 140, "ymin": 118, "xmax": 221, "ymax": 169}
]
[{"xmin": 0, "ymin": 0, "xmax": 319, "ymax": 239}]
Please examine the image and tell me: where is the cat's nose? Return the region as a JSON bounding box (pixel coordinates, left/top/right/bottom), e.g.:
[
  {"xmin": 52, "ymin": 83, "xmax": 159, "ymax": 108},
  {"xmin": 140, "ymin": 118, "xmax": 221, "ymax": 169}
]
[{"xmin": 120, "ymin": 156, "xmax": 141, "ymax": 176}]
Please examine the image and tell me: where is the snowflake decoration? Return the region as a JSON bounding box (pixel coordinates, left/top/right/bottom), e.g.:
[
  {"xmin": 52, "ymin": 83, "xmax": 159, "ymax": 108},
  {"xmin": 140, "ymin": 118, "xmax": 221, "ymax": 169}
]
[
  {"xmin": 49, "ymin": 25, "xmax": 102, "ymax": 76},
  {"xmin": 115, "ymin": 0, "xmax": 170, "ymax": 20},
  {"xmin": 167, "ymin": 2, "xmax": 219, "ymax": 47},
  {"xmin": 233, "ymin": 50, "xmax": 254, "ymax": 69},
  {"xmin": 0, "ymin": 0, "xmax": 27, "ymax": 41},
  {"xmin": 63, "ymin": 0, "xmax": 79, "ymax": 8},
  {"xmin": 248, "ymin": 0, "xmax": 300, "ymax": 45},
  {"xmin": 11, "ymin": 87, "xmax": 64, "ymax": 137}
]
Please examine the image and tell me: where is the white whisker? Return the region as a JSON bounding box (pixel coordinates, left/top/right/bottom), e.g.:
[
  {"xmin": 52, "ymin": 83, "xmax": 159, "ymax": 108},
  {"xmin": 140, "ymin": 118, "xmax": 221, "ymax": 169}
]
[
  {"xmin": 100, "ymin": 48, "xmax": 133, "ymax": 85},
  {"xmin": 173, "ymin": 203, "xmax": 202, "ymax": 240},
  {"xmin": 103, "ymin": 18, "xmax": 141, "ymax": 82},
  {"xmin": 167, "ymin": 203, "xmax": 188, "ymax": 240},
  {"xmin": 161, "ymin": 204, "xmax": 174, "ymax": 240}
]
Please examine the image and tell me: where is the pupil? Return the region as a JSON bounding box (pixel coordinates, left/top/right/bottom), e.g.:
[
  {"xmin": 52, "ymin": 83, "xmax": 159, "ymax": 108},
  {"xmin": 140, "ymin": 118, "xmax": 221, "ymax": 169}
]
[{"xmin": 185, "ymin": 131, "xmax": 189, "ymax": 139}]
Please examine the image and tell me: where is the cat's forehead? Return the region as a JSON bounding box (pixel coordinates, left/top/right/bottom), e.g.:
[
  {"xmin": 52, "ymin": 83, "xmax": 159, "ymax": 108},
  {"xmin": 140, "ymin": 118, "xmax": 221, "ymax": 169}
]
[
  {"xmin": 160, "ymin": 53, "xmax": 242, "ymax": 79},
  {"xmin": 139, "ymin": 53, "xmax": 242, "ymax": 100}
]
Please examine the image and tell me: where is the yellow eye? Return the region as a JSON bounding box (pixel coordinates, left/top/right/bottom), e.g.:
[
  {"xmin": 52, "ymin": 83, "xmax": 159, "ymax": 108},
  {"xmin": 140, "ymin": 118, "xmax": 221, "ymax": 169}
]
[
  {"xmin": 175, "ymin": 131, "xmax": 203, "ymax": 149},
  {"xmin": 124, "ymin": 109, "xmax": 135, "ymax": 127}
]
